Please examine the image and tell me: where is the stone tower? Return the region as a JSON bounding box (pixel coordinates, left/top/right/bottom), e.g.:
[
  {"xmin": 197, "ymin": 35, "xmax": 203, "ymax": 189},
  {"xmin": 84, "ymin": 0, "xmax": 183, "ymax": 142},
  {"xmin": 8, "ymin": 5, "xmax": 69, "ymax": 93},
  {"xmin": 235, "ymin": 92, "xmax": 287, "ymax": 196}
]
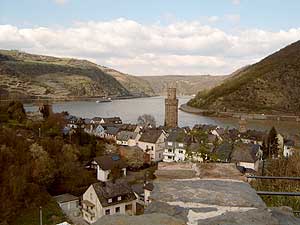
[
  {"xmin": 239, "ymin": 118, "xmax": 247, "ymax": 133},
  {"xmin": 165, "ymin": 88, "xmax": 178, "ymax": 128}
]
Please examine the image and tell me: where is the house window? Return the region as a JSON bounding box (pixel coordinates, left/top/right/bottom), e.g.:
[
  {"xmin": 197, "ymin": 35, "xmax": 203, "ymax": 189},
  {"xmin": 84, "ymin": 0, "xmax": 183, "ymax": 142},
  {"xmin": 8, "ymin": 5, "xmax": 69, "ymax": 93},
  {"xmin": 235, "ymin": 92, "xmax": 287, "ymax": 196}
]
[
  {"xmin": 108, "ymin": 198, "xmax": 112, "ymax": 203},
  {"xmin": 178, "ymin": 143, "xmax": 184, "ymax": 147},
  {"xmin": 117, "ymin": 196, "xmax": 122, "ymax": 201},
  {"xmin": 151, "ymin": 146, "xmax": 154, "ymax": 150},
  {"xmin": 168, "ymin": 142, "xmax": 172, "ymax": 146},
  {"xmin": 115, "ymin": 207, "xmax": 120, "ymax": 213},
  {"xmin": 105, "ymin": 209, "xmax": 110, "ymax": 215},
  {"xmin": 168, "ymin": 149, "xmax": 172, "ymax": 152},
  {"xmin": 179, "ymin": 150, "xmax": 183, "ymax": 154}
]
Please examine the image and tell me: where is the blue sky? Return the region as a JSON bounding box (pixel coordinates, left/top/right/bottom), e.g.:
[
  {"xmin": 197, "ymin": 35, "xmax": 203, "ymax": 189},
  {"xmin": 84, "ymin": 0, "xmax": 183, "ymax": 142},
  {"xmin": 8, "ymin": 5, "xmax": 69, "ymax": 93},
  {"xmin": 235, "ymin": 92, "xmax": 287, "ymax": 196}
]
[
  {"xmin": 1, "ymin": 0, "xmax": 299, "ymax": 30},
  {"xmin": 0, "ymin": 0, "xmax": 300, "ymax": 75}
]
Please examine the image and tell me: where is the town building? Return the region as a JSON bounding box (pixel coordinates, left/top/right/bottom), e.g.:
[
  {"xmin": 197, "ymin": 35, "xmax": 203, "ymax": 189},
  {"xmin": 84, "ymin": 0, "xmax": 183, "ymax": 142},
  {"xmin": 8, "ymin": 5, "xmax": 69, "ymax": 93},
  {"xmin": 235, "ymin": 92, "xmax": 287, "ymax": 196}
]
[
  {"xmin": 231, "ymin": 142, "xmax": 263, "ymax": 171},
  {"xmin": 86, "ymin": 154, "xmax": 127, "ymax": 182},
  {"xmin": 53, "ymin": 193, "xmax": 79, "ymax": 213},
  {"xmin": 164, "ymin": 88, "xmax": 178, "ymax": 128},
  {"xmin": 82, "ymin": 181, "xmax": 137, "ymax": 224},
  {"xmin": 284, "ymin": 139, "xmax": 295, "ymax": 157},
  {"xmin": 132, "ymin": 182, "xmax": 154, "ymax": 206},
  {"xmin": 163, "ymin": 129, "xmax": 187, "ymax": 162},
  {"xmin": 91, "ymin": 117, "xmax": 122, "ymax": 125},
  {"xmin": 116, "ymin": 131, "xmax": 140, "ymax": 146},
  {"xmin": 137, "ymin": 129, "xmax": 166, "ymax": 162}
]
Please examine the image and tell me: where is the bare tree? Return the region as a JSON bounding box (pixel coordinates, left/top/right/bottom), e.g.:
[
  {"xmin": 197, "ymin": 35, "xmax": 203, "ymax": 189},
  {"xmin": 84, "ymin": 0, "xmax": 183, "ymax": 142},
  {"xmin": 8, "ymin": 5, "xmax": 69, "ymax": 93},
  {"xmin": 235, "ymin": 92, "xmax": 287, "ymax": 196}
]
[{"xmin": 137, "ymin": 114, "xmax": 156, "ymax": 128}]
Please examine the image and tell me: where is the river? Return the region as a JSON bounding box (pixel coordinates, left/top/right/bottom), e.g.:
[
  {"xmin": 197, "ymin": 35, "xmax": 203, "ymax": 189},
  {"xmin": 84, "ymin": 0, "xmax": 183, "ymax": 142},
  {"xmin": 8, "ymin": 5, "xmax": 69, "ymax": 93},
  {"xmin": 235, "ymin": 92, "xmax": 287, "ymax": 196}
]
[{"xmin": 25, "ymin": 96, "xmax": 300, "ymax": 136}]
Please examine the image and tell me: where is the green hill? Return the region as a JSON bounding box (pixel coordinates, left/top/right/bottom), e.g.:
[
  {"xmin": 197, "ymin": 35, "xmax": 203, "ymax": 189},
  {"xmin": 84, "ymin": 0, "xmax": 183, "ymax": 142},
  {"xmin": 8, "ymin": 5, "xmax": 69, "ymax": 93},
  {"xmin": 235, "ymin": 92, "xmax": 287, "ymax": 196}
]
[
  {"xmin": 0, "ymin": 50, "xmax": 141, "ymax": 99},
  {"xmin": 188, "ymin": 40, "xmax": 300, "ymax": 114}
]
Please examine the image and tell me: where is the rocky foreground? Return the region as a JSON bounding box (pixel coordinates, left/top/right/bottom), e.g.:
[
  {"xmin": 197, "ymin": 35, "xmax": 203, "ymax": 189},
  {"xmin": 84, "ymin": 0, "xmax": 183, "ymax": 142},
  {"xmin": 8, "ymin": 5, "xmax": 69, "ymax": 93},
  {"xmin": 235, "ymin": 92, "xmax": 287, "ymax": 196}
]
[{"xmin": 95, "ymin": 163, "xmax": 300, "ymax": 225}]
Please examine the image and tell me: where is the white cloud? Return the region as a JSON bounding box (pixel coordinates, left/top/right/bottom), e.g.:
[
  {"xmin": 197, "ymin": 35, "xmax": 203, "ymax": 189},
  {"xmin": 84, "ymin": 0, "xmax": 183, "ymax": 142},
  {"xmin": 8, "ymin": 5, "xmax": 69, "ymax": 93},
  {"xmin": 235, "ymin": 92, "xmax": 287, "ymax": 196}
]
[
  {"xmin": 53, "ymin": 0, "xmax": 68, "ymax": 5},
  {"xmin": 231, "ymin": 0, "xmax": 240, "ymax": 5},
  {"xmin": 0, "ymin": 19, "xmax": 299, "ymax": 75}
]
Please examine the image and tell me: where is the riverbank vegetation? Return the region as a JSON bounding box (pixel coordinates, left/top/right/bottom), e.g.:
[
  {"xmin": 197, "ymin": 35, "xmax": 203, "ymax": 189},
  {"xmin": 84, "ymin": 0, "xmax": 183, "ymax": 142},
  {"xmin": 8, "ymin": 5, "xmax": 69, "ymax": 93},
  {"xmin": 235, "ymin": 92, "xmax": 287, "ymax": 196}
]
[{"xmin": 0, "ymin": 101, "xmax": 108, "ymax": 225}]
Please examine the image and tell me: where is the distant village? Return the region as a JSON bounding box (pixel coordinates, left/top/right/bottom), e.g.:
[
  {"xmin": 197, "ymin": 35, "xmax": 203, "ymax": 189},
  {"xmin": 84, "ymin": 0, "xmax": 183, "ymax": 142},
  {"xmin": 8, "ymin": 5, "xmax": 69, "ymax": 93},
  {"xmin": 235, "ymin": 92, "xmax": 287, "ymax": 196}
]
[{"xmin": 39, "ymin": 88, "xmax": 300, "ymax": 225}]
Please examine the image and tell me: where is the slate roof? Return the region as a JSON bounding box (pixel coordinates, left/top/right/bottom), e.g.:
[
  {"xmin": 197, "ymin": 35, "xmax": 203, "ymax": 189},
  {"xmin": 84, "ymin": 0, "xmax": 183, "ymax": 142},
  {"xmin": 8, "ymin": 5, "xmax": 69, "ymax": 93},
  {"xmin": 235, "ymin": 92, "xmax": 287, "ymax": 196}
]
[
  {"xmin": 284, "ymin": 139, "xmax": 295, "ymax": 146},
  {"xmin": 231, "ymin": 143, "xmax": 261, "ymax": 163},
  {"xmin": 240, "ymin": 130, "xmax": 266, "ymax": 141},
  {"xmin": 53, "ymin": 193, "xmax": 79, "ymax": 203},
  {"xmin": 139, "ymin": 129, "xmax": 164, "ymax": 143},
  {"xmin": 105, "ymin": 126, "xmax": 120, "ymax": 135},
  {"xmin": 92, "ymin": 181, "xmax": 136, "ymax": 207},
  {"xmin": 132, "ymin": 182, "xmax": 154, "ymax": 195},
  {"xmin": 117, "ymin": 131, "xmax": 138, "ymax": 141},
  {"xmin": 119, "ymin": 124, "xmax": 139, "ymax": 132},
  {"xmin": 166, "ymin": 128, "xmax": 187, "ymax": 143},
  {"xmin": 93, "ymin": 154, "xmax": 127, "ymax": 170},
  {"xmin": 213, "ymin": 142, "xmax": 233, "ymax": 162}
]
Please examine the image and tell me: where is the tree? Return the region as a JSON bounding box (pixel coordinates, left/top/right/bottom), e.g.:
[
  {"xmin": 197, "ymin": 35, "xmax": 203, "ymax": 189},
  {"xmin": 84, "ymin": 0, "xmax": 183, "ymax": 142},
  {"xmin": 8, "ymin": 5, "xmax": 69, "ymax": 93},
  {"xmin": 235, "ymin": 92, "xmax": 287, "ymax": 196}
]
[
  {"xmin": 137, "ymin": 114, "xmax": 156, "ymax": 128},
  {"xmin": 267, "ymin": 127, "xmax": 279, "ymax": 158},
  {"xmin": 29, "ymin": 143, "xmax": 54, "ymax": 186},
  {"xmin": 6, "ymin": 101, "xmax": 26, "ymax": 122}
]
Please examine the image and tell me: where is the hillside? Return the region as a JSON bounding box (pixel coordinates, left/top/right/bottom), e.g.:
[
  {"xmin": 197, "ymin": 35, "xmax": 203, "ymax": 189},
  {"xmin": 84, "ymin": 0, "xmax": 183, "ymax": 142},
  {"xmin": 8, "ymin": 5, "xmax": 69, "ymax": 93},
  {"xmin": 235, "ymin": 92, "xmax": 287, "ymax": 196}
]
[
  {"xmin": 188, "ymin": 40, "xmax": 300, "ymax": 114},
  {"xmin": 0, "ymin": 50, "xmax": 136, "ymax": 99},
  {"xmin": 99, "ymin": 66, "xmax": 155, "ymax": 96},
  {"xmin": 141, "ymin": 75, "xmax": 227, "ymax": 96}
]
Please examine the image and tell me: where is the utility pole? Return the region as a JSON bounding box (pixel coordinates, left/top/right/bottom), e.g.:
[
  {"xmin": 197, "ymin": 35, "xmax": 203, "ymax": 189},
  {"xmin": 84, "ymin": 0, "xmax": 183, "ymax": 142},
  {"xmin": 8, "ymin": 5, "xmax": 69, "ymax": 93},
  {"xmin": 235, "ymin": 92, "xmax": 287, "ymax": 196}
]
[{"xmin": 39, "ymin": 206, "xmax": 43, "ymax": 225}]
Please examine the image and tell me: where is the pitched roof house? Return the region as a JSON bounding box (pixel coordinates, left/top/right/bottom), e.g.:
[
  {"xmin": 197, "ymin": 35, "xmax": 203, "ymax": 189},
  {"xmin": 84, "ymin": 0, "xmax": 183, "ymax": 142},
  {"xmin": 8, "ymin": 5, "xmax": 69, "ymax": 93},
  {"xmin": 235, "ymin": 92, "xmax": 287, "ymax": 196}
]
[
  {"xmin": 116, "ymin": 131, "xmax": 140, "ymax": 146},
  {"xmin": 82, "ymin": 181, "xmax": 137, "ymax": 224},
  {"xmin": 137, "ymin": 129, "xmax": 166, "ymax": 162},
  {"xmin": 231, "ymin": 142, "xmax": 263, "ymax": 171},
  {"xmin": 86, "ymin": 154, "xmax": 127, "ymax": 182}
]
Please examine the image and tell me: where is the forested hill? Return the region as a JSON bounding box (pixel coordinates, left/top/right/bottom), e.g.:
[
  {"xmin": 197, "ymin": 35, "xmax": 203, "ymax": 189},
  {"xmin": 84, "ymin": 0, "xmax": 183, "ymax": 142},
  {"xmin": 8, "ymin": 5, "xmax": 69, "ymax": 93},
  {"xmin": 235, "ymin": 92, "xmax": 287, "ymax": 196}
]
[
  {"xmin": 0, "ymin": 50, "xmax": 152, "ymax": 99},
  {"xmin": 188, "ymin": 40, "xmax": 300, "ymax": 114}
]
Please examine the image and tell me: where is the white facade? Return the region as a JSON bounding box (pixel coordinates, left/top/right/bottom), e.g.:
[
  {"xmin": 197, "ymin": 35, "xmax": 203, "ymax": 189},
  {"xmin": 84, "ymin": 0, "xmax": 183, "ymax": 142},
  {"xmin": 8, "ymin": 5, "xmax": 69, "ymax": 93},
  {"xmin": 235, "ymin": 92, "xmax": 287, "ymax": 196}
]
[
  {"xmin": 283, "ymin": 145, "xmax": 294, "ymax": 157},
  {"xmin": 82, "ymin": 185, "xmax": 137, "ymax": 224},
  {"xmin": 238, "ymin": 160, "xmax": 260, "ymax": 171},
  {"xmin": 163, "ymin": 148, "xmax": 186, "ymax": 162},
  {"xmin": 96, "ymin": 166, "xmax": 126, "ymax": 182},
  {"xmin": 137, "ymin": 132, "xmax": 166, "ymax": 162}
]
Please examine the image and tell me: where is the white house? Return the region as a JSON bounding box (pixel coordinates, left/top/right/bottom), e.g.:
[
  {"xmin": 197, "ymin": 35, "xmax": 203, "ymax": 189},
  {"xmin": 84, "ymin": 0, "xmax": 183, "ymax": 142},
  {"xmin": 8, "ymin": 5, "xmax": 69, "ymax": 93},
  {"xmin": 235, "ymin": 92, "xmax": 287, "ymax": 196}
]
[
  {"xmin": 131, "ymin": 182, "xmax": 154, "ymax": 206},
  {"xmin": 163, "ymin": 129, "xmax": 187, "ymax": 162},
  {"xmin": 86, "ymin": 154, "xmax": 127, "ymax": 182},
  {"xmin": 284, "ymin": 139, "xmax": 295, "ymax": 157},
  {"xmin": 82, "ymin": 181, "xmax": 137, "ymax": 224},
  {"xmin": 231, "ymin": 142, "xmax": 263, "ymax": 171},
  {"xmin": 91, "ymin": 117, "xmax": 122, "ymax": 125},
  {"xmin": 137, "ymin": 129, "xmax": 166, "ymax": 162},
  {"xmin": 116, "ymin": 131, "xmax": 141, "ymax": 146}
]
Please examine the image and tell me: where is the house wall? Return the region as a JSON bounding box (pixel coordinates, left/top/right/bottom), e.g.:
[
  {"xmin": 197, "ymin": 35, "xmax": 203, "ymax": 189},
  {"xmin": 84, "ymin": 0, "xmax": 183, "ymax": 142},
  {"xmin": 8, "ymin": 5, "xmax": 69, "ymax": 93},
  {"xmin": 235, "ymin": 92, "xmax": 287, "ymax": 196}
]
[
  {"xmin": 284, "ymin": 145, "xmax": 294, "ymax": 157},
  {"xmin": 102, "ymin": 200, "xmax": 137, "ymax": 216},
  {"xmin": 82, "ymin": 186, "xmax": 103, "ymax": 224},
  {"xmin": 144, "ymin": 189, "xmax": 151, "ymax": 206},
  {"xmin": 97, "ymin": 167, "xmax": 110, "ymax": 182},
  {"xmin": 59, "ymin": 200, "xmax": 79, "ymax": 212},
  {"xmin": 96, "ymin": 166, "xmax": 126, "ymax": 182},
  {"xmin": 238, "ymin": 161, "xmax": 257, "ymax": 171}
]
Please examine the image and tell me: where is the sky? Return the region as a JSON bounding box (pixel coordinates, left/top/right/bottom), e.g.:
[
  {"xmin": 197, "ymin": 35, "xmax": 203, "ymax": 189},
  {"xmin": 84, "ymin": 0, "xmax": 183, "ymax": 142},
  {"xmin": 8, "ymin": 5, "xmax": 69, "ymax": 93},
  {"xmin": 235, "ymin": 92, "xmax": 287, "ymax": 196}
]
[{"xmin": 0, "ymin": 0, "xmax": 300, "ymax": 75}]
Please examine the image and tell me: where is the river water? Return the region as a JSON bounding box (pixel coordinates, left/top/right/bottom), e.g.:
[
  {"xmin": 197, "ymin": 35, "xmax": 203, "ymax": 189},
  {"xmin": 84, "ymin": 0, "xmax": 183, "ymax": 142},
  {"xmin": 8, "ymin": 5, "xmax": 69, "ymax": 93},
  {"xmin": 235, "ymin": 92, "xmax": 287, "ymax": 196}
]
[{"xmin": 25, "ymin": 96, "xmax": 299, "ymax": 136}]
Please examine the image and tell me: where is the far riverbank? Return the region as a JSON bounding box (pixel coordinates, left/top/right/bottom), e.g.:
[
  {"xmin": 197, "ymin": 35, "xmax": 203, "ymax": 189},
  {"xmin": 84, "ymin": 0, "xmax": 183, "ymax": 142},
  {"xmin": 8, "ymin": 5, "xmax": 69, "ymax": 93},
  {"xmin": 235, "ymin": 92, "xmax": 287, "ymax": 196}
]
[{"xmin": 179, "ymin": 103, "xmax": 300, "ymax": 122}]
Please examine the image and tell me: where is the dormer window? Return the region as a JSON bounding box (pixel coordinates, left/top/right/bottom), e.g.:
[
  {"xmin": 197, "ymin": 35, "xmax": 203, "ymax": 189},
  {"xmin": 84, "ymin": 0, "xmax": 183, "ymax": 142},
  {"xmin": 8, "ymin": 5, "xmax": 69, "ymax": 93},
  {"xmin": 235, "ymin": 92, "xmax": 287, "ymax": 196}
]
[
  {"xmin": 117, "ymin": 196, "xmax": 122, "ymax": 201},
  {"xmin": 108, "ymin": 198, "xmax": 112, "ymax": 203}
]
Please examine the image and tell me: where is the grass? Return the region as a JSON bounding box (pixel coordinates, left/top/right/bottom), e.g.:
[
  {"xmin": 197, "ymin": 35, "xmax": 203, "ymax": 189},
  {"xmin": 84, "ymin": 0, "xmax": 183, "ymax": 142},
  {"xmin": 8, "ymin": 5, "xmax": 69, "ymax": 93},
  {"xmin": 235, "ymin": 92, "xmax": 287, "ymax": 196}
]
[{"xmin": 11, "ymin": 198, "xmax": 67, "ymax": 225}]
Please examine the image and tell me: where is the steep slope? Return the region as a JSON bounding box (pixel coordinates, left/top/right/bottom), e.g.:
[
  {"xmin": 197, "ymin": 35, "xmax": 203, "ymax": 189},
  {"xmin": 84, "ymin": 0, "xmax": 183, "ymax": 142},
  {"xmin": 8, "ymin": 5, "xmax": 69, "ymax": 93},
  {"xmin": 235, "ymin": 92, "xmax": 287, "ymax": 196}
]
[
  {"xmin": 188, "ymin": 40, "xmax": 300, "ymax": 114},
  {"xmin": 141, "ymin": 75, "xmax": 227, "ymax": 96},
  {"xmin": 0, "ymin": 50, "xmax": 131, "ymax": 99},
  {"xmin": 99, "ymin": 66, "xmax": 155, "ymax": 96}
]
